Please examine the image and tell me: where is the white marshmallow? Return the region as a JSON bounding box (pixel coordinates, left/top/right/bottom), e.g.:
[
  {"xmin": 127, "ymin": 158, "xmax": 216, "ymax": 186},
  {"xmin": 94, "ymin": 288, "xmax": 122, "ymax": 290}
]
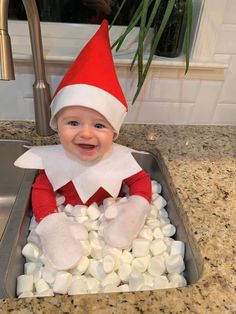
[
  {"xmin": 160, "ymin": 217, "xmax": 170, "ymax": 226},
  {"xmin": 151, "ymin": 180, "xmax": 158, "ymax": 194},
  {"xmin": 28, "ymin": 216, "xmax": 37, "ymax": 231},
  {"xmin": 75, "ymin": 216, "xmax": 89, "ymax": 224},
  {"xmin": 18, "ymin": 291, "xmax": 34, "ymax": 298},
  {"xmin": 140, "ymin": 285, "xmax": 153, "ymax": 291},
  {"xmin": 71, "ymin": 256, "xmax": 89, "ymax": 275},
  {"xmin": 132, "ymin": 255, "xmax": 150, "ymax": 273},
  {"xmin": 102, "ymin": 255, "xmax": 116, "ymax": 273},
  {"xmin": 103, "ymin": 197, "xmax": 116, "ymax": 210},
  {"xmin": 162, "ymin": 224, "xmax": 176, "ymax": 237},
  {"xmin": 128, "ymin": 271, "xmax": 144, "ymax": 291},
  {"xmin": 152, "ymin": 195, "xmax": 167, "ymax": 210},
  {"xmin": 27, "ymin": 230, "xmax": 41, "ymax": 246},
  {"xmin": 35, "ymin": 279, "xmax": 50, "ymax": 294},
  {"xmin": 102, "ymin": 284, "xmax": 120, "ymax": 293},
  {"xmin": 87, "ymin": 203, "xmax": 101, "ymax": 220},
  {"xmin": 118, "ymin": 284, "xmax": 130, "ymax": 292},
  {"xmin": 32, "ymin": 266, "xmax": 43, "ymax": 283},
  {"xmin": 146, "ymin": 219, "xmax": 161, "ymax": 230},
  {"xmin": 64, "ymin": 204, "xmax": 74, "ymax": 215},
  {"xmin": 88, "ymin": 260, "xmax": 106, "ymax": 281},
  {"xmin": 170, "ymin": 241, "xmax": 185, "ymax": 258},
  {"xmin": 118, "ymin": 263, "xmax": 132, "ymax": 283},
  {"xmin": 153, "ymin": 227, "xmax": 164, "ymax": 239},
  {"xmin": 90, "ymin": 237, "xmax": 104, "ymax": 260},
  {"xmin": 148, "ymin": 205, "xmax": 158, "ymax": 219},
  {"xmin": 84, "ymin": 219, "xmax": 100, "ymax": 231},
  {"xmin": 56, "ymin": 194, "xmax": 65, "ymax": 207},
  {"xmin": 42, "ymin": 266, "xmax": 56, "ymax": 285},
  {"xmin": 132, "ymin": 238, "xmax": 150, "ymax": 257},
  {"xmin": 143, "ymin": 273, "xmax": 154, "ymax": 288},
  {"xmin": 17, "ymin": 275, "xmax": 34, "ymax": 296},
  {"xmin": 86, "ymin": 277, "xmax": 100, "ymax": 291},
  {"xmin": 151, "ymin": 180, "xmax": 162, "ymax": 194},
  {"xmin": 154, "ymin": 275, "xmax": 170, "ymax": 289},
  {"xmin": 165, "ymin": 254, "xmax": 185, "ymax": 274},
  {"xmin": 138, "ymin": 226, "xmax": 153, "ymax": 241},
  {"xmin": 24, "ymin": 262, "xmax": 41, "ymax": 275},
  {"xmin": 71, "ymin": 205, "xmax": 87, "ymax": 217},
  {"xmin": 150, "ymin": 239, "xmax": 167, "ymax": 256},
  {"xmin": 52, "ymin": 271, "xmax": 72, "ymax": 294},
  {"xmin": 120, "ymin": 251, "xmax": 133, "ymax": 265},
  {"xmin": 101, "ymin": 272, "xmax": 120, "ymax": 287},
  {"xmin": 158, "ymin": 208, "xmax": 169, "ymax": 218},
  {"xmin": 80, "ymin": 240, "xmax": 91, "ymax": 256},
  {"xmin": 35, "ymin": 289, "xmax": 54, "ymax": 297},
  {"xmin": 68, "ymin": 277, "xmax": 88, "ymax": 295},
  {"xmin": 22, "ymin": 243, "xmax": 41, "ymax": 262},
  {"xmin": 148, "ymin": 256, "xmax": 166, "ymax": 276},
  {"xmin": 168, "ymin": 273, "xmax": 187, "ymax": 287}
]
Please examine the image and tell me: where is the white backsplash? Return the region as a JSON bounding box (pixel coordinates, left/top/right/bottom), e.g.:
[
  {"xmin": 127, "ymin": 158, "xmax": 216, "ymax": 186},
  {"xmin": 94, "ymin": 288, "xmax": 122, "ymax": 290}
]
[{"xmin": 0, "ymin": 0, "xmax": 235, "ymax": 126}]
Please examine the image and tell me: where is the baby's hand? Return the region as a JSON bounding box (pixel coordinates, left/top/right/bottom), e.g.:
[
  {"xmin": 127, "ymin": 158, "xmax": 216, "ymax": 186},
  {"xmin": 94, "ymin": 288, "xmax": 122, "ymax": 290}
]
[
  {"xmin": 103, "ymin": 196, "xmax": 150, "ymax": 249},
  {"xmin": 36, "ymin": 212, "xmax": 88, "ymax": 270}
]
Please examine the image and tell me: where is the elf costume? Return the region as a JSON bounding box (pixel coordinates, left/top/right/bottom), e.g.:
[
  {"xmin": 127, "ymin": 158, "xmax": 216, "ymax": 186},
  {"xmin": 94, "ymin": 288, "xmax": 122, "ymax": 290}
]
[{"xmin": 15, "ymin": 20, "xmax": 152, "ymax": 270}]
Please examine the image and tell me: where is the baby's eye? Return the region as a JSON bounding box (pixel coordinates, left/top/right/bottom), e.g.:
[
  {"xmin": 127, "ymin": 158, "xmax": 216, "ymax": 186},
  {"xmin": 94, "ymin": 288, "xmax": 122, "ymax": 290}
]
[
  {"xmin": 95, "ymin": 123, "xmax": 106, "ymax": 129},
  {"xmin": 68, "ymin": 120, "xmax": 79, "ymax": 126}
]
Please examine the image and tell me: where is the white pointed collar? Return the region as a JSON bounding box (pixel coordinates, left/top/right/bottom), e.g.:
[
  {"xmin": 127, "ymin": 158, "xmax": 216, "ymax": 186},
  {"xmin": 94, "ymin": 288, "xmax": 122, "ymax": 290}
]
[{"xmin": 14, "ymin": 143, "xmax": 144, "ymax": 203}]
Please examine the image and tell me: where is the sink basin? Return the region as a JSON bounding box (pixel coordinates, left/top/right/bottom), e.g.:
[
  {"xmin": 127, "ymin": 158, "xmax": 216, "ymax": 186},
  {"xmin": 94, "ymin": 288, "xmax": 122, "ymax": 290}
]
[
  {"xmin": 0, "ymin": 140, "xmax": 37, "ymax": 298},
  {"xmin": 0, "ymin": 141, "xmax": 202, "ymax": 298}
]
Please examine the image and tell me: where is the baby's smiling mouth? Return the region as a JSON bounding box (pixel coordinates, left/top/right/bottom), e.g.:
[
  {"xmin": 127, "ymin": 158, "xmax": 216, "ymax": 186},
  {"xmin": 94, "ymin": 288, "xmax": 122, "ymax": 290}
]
[{"xmin": 77, "ymin": 143, "xmax": 97, "ymax": 150}]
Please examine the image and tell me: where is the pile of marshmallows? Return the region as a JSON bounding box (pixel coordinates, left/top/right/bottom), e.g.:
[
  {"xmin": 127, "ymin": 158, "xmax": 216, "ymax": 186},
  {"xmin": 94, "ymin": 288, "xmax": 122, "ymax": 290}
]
[{"xmin": 17, "ymin": 180, "xmax": 186, "ymax": 298}]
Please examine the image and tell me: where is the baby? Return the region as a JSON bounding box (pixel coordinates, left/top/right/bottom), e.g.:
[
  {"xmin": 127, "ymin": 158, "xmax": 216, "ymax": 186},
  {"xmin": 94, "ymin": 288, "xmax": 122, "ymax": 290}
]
[{"xmin": 15, "ymin": 20, "xmax": 152, "ymax": 271}]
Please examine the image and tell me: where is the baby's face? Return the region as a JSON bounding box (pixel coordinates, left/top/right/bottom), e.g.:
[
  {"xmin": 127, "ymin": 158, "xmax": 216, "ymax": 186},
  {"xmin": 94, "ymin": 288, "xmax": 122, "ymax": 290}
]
[{"xmin": 57, "ymin": 106, "xmax": 115, "ymax": 162}]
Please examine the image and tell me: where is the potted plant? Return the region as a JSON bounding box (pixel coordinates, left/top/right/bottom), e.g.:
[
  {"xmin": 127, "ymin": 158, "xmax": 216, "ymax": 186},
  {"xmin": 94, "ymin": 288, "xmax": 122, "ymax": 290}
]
[{"xmin": 110, "ymin": 0, "xmax": 193, "ymax": 103}]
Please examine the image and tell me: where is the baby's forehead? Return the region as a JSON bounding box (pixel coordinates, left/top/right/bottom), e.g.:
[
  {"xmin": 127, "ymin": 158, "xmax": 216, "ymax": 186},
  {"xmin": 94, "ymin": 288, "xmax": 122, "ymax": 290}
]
[{"xmin": 57, "ymin": 106, "xmax": 103, "ymax": 118}]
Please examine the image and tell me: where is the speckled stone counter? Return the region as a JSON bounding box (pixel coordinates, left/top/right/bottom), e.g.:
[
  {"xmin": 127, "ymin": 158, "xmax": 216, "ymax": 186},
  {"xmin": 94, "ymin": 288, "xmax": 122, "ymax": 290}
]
[{"xmin": 0, "ymin": 121, "xmax": 235, "ymax": 314}]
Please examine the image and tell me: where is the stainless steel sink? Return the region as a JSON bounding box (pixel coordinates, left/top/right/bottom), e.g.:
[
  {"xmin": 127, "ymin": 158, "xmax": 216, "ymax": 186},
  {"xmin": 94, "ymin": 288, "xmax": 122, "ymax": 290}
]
[
  {"xmin": 0, "ymin": 140, "xmax": 37, "ymax": 298},
  {"xmin": 0, "ymin": 141, "xmax": 202, "ymax": 298}
]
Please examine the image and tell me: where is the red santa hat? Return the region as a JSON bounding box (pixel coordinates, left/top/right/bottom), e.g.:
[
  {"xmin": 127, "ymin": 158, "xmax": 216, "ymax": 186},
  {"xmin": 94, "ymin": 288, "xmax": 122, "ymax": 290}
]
[{"xmin": 50, "ymin": 20, "xmax": 128, "ymax": 135}]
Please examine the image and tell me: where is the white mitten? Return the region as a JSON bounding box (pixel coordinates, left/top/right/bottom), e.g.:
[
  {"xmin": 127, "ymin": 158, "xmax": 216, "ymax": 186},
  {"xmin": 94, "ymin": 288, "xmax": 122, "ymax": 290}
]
[
  {"xmin": 35, "ymin": 212, "xmax": 88, "ymax": 270},
  {"xmin": 103, "ymin": 196, "xmax": 150, "ymax": 249}
]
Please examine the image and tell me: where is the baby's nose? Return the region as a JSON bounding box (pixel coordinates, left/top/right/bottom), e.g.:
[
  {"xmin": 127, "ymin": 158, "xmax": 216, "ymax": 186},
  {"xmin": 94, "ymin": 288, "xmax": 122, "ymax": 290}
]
[{"xmin": 79, "ymin": 126, "xmax": 93, "ymax": 138}]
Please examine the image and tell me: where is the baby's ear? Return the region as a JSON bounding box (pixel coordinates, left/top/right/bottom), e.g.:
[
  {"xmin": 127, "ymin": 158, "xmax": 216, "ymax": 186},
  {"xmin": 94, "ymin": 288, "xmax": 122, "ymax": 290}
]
[{"xmin": 113, "ymin": 132, "xmax": 118, "ymax": 141}]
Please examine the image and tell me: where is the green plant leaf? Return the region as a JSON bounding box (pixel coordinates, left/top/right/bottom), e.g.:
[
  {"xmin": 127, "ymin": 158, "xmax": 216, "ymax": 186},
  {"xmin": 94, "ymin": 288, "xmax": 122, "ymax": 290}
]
[
  {"xmin": 184, "ymin": 0, "xmax": 193, "ymax": 74},
  {"xmin": 109, "ymin": 0, "xmax": 127, "ymax": 29},
  {"xmin": 133, "ymin": 0, "xmax": 176, "ymax": 103},
  {"xmin": 130, "ymin": 0, "xmax": 162, "ymax": 71},
  {"xmin": 111, "ymin": 2, "xmax": 143, "ymax": 51},
  {"xmin": 137, "ymin": 0, "xmax": 150, "ymax": 84}
]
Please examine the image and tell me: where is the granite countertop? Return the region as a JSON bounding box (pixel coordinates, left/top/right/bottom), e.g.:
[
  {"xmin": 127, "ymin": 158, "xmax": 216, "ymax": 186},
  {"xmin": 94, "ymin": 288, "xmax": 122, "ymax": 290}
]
[{"xmin": 0, "ymin": 121, "xmax": 235, "ymax": 314}]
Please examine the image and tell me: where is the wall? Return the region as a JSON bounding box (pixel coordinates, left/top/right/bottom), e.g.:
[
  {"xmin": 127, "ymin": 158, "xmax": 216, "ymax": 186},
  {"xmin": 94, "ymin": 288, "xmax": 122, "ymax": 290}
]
[{"xmin": 0, "ymin": 0, "xmax": 235, "ymax": 126}]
